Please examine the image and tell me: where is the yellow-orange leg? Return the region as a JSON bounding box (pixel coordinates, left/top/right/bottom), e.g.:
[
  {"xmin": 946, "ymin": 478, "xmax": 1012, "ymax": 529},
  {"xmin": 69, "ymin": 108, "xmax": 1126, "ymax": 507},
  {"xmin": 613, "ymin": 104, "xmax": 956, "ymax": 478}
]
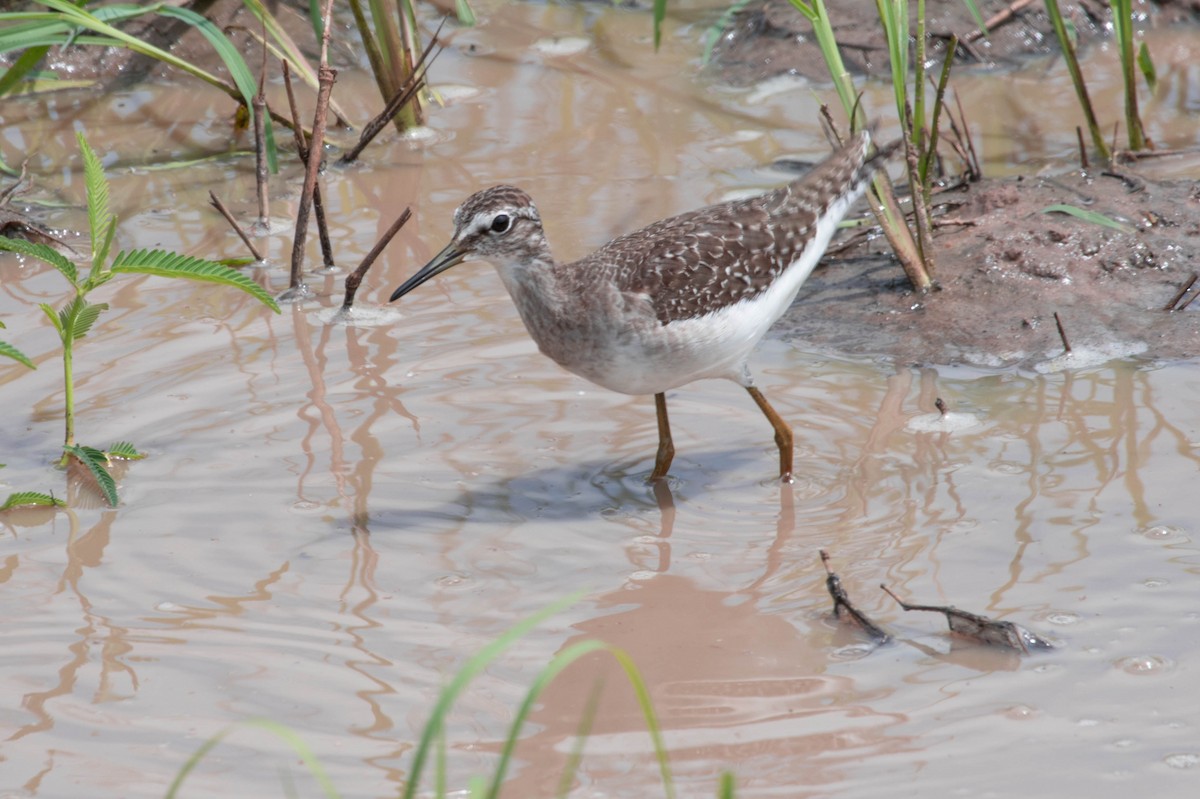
[
  {"xmin": 649, "ymin": 392, "xmax": 675, "ymax": 481},
  {"xmin": 746, "ymin": 386, "xmax": 794, "ymax": 482}
]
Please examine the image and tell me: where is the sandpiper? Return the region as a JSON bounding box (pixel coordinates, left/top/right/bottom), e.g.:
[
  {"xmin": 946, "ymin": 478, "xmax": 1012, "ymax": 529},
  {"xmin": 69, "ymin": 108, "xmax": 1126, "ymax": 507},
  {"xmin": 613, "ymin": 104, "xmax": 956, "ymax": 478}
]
[{"xmin": 391, "ymin": 131, "xmax": 890, "ymax": 482}]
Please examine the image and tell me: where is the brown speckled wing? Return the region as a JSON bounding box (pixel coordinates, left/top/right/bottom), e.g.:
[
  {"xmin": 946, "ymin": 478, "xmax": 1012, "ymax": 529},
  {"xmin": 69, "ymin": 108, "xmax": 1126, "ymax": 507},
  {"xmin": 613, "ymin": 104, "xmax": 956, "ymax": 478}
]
[{"xmin": 572, "ymin": 133, "xmax": 875, "ymax": 325}]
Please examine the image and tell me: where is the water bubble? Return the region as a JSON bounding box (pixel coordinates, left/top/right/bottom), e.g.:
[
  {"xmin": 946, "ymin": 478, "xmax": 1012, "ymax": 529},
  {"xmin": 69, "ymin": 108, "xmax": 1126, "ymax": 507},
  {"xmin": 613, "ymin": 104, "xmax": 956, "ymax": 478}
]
[
  {"xmin": 1005, "ymin": 705, "xmax": 1037, "ymax": 720},
  {"xmin": 1114, "ymin": 654, "xmax": 1173, "ymax": 675},
  {"xmin": 830, "ymin": 644, "xmax": 875, "ymax": 662},
  {"xmin": 1138, "ymin": 524, "xmax": 1186, "ymax": 542},
  {"xmin": 1043, "ymin": 611, "xmax": 1080, "ymax": 625},
  {"xmin": 1142, "ymin": 578, "xmax": 1169, "ymax": 588},
  {"xmin": 1164, "ymin": 753, "xmax": 1200, "ymax": 769}
]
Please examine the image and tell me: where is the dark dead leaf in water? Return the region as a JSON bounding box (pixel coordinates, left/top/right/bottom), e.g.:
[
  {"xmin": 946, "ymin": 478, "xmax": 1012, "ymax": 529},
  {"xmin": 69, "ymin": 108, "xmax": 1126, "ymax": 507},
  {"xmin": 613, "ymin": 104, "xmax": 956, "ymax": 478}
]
[
  {"xmin": 1, "ymin": 169, "xmax": 71, "ymax": 248},
  {"xmin": 881, "ymin": 584, "xmax": 1055, "ymax": 654},
  {"xmin": 820, "ymin": 551, "xmax": 890, "ymax": 644}
]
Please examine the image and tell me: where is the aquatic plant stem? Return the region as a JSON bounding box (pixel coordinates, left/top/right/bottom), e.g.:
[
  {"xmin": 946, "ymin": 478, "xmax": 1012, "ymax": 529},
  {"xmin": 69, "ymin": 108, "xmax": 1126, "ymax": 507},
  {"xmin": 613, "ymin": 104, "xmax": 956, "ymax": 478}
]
[
  {"xmin": 59, "ymin": 337, "xmax": 74, "ymax": 464},
  {"xmin": 341, "ymin": 207, "xmax": 412, "ymax": 312},
  {"xmin": 1043, "ymin": 0, "xmax": 1110, "ymax": 161},
  {"xmin": 787, "ymin": 0, "xmax": 931, "ymax": 291},
  {"xmin": 1110, "ymin": 0, "xmax": 1146, "ymax": 150},
  {"xmin": 288, "ymin": 2, "xmax": 337, "ymax": 289}
]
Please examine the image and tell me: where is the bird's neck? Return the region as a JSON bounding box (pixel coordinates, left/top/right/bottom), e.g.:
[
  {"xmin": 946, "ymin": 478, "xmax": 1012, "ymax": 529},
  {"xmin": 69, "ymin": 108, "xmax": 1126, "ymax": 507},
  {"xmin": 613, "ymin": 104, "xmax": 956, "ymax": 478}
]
[{"xmin": 492, "ymin": 248, "xmax": 569, "ymax": 318}]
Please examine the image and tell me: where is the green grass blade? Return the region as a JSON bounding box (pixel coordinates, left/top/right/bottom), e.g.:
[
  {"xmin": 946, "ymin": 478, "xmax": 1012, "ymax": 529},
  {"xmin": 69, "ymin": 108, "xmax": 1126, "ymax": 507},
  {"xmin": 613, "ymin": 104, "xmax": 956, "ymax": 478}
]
[
  {"xmin": 110, "ymin": 248, "xmax": 281, "ymax": 313},
  {"xmin": 0, "ymin": 235, "xmax": 78, "ymax": 285},
  {"xmin": 485, "ymin": 639, "xmax": 610, "ymax": 799},
  {"xmin": 154, "ymin": 4, "xmax": 278, "ymax": 172},
  {"xmin": 32, "ymin": 0, "xmax": 253, "ymax": 123},
  {"xmin": 959, "ymin": 0, "xmax": 986, "ymax": 32},
  {"xmin": 0, "ymin": 45, "xmax": 51, "ymax": 96},
  {"xmin": 555, "ymin": 679, "xmax": 604, "ymax": 799},
  {"xmin": 718, "ymin": 771, "xmax": 736, "ymax": 799},
  {"xmin": 1, "ymin": 491, "xmax": 65, "ymax": 510},
  {"xmin": 1137, "ymin": 41, "xmax": 1156, "ymax": 92},
  {"xmin": 454, "ymin": 0, "xmax": 476, "ymax": 26},
  {"xmin": 402, "ymin": 592, "xmax": 585, "ymax": 799},
  {"xmin": 605, "ymin": 645, "xmax": 675, "ymax": 797},
  {"xmin": 652, "ymin": 0, "xmax": 666, "ymax": 49},
  {"xmin": 166, "ymin": 718, "xmax": 340, "ymax": 799},
  {"xmin": 485, "ymin": 639, "xmax": 674, "ymax": 799},
  {"xmin": 1043, "ymin": 0, "xmax": 1108, "ymax": 160},
  {"xmin": 106, "ymin": 441, "xmax": 146, "ymax": 460},
  {"xmin": 63, "ymin": 443, "xmax": 118, "ymax": 507},
  {"xmin": 702, "ymin": 0, "xmax": 755, "ymax": 64},
  {"xmin": 0, "ymin": 338, "xmax": 36, "ymax": 369},
  {"xmin": 1041, "ymin": 203, "xmax": 1133, "ymax": 233}
]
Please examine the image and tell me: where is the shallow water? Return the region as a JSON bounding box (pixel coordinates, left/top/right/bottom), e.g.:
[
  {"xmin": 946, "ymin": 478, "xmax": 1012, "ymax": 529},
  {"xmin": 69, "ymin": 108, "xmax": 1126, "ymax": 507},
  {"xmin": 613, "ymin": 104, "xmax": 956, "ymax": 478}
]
[{"xmin": 2, "ymin": 2, "xmax": 1200, "ymax": 798}]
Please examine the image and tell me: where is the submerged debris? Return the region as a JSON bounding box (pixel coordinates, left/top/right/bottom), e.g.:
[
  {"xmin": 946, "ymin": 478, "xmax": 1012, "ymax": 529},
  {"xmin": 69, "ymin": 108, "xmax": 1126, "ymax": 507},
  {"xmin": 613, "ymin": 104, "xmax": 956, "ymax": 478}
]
[
  {"xmin": 820, "ymin": 551, "xmax": 891, "ymax": 643},
  {"xmin": 881, "ymin": 584, "xmax": 1055, "ymax": 654}
]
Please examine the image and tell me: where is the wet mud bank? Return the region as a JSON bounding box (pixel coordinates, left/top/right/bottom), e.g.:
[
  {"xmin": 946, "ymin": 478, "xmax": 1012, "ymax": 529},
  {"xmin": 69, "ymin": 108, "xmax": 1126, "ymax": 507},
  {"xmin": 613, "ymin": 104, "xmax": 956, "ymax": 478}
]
[{"xmin": 783, "ymin": 169, "xmax": 1200, "ymax": 368}]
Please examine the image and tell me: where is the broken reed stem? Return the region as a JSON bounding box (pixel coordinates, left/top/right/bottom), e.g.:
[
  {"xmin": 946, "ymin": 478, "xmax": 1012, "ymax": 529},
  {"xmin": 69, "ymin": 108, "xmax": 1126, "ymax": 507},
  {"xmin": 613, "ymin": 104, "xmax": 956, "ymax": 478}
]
[
  {"xmin": 1076, "ymin": 126, "xmax": 1089, "ymax": 170},
  {"xmin": 1163, "ymin": 274, "xmax": 1198, "ymax": 310},
  {"xmin": 968, "ymin": 0, "xmax": 1035, "ymax": 41},
  {"xmin": 342, "ymin": 207, "xmax": 413, "ymax": 312},
  {"xmin": 935, "ymin": 397, "xmax": 947, "ymax": 415},
  {"xmin": 340, "ymin": 18, "xmax": 447, "ymax": 165},
  {"xmin": 1054, "ymin": 311, "xmax": 1072, "ymax": 353},
  {"xmin": 1179, "ymin": 288, "xmax": 1200, "ymax": 312},
  {"xmin": 902, "ymin": 104, "xmax": 937, "ymax": 274},
  {"xmin": 289, "ymin": 65, "xmax": 337, "ymax": 288},
  {"xmin": 920, "ymin": 35, "xmax": 957, "ymax": 195},
  {"xmin": 952, "ymin": 91, "xmax": 981, "ymax": 181},
  {"xmin": 209, "ymin": 191, "xmax": 264, "ymax": 261},
  {"xmin": 880, "ymin": 583, "xmax": 933, "ymax": 612},
  {"xmin": 283, "ymin": 60, "xmax": 336, "ymax": 278},
  {"xmin": 254, "ymin": 19, "xmax": 269, "ymax": 228}
]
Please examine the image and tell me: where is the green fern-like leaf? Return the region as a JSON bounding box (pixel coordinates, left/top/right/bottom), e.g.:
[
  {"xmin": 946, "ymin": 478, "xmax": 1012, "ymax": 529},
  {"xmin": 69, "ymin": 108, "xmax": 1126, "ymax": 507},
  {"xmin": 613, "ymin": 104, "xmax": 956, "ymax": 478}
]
[
  {"xmin": 67, "ymin": 297, "xmax": 109, "ymax": 340},
  {"xmin": 63, "ymin": 443, "xmax": 118, "ymax": 507},
  {"xmin": 106, "ymin": 441, "xmax": 146, "ymax": 460},
  {"xmin": 1, "ymin": 338, "xmax": 35, "ymax": 369},
  {"xmin": 0, "ymin": 235, "xmax": 79, "ymax": 286},
  {"xmin": 76, "ymin": 132, "xmax": 114, "ymax": 269},
  {"xmin": 111, "ymin": 249, "xmax": 281, "ymax": 313},
  {"xmin": 1, "ymin": 491, "xmax": 66, "ymax": 511}
]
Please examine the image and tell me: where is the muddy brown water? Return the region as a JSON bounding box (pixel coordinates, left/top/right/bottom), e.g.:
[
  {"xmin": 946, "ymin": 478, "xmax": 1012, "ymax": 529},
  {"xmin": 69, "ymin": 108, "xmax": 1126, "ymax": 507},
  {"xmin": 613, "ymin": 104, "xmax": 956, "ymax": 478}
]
[{"xmin": 2, "ymin": 3, "xmax": 1200, "ymax": 798}]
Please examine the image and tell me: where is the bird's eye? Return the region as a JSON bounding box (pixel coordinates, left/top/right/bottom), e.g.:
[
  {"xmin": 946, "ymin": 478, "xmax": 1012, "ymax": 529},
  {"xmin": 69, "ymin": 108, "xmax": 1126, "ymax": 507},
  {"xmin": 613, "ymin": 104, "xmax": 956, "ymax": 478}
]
[{"xmin": 490, "ymin": 214, "xmax": 511, "ymax": 233}]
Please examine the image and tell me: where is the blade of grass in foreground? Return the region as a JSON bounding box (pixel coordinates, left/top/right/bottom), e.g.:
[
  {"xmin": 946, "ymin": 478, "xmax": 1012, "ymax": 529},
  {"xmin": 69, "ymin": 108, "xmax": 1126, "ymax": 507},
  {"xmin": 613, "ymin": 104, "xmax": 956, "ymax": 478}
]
[
  {"xmin": 484, "ymin": 639, "xmax": 675, "ymax": 799},
  {"xmin": 401, "ymin": 592, "xmax": 586, "ymax": 799},
  {"xmin": 165, "ymin": 717, "xmax": 341, "ymax": 799}
]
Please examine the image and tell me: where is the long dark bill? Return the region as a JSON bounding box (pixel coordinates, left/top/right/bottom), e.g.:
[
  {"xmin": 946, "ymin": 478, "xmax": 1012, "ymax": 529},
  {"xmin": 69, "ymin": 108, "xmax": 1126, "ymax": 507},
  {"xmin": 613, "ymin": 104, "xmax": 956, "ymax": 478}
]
[{"xmin": 389, "ymin": 241, "xmax": 467, "ymax": 302}]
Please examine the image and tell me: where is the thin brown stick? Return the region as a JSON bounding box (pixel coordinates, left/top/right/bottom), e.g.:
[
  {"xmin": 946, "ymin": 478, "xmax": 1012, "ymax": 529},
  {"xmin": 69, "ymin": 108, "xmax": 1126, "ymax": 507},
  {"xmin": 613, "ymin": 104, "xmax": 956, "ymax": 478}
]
[
  {"xmin": 952, "ymin": 91, "xmax": 981, "ymax": 180},
  {"xmin": 209, "ymin": 191, "xmax": 264, "ymax": 261},
  {"xmin": 341, "ymin": 207, "xmax": 412, "ymax": 312},
  {"xmin": 253, "ymin": 18, "xmax": 269, "ymax": 228},
  {"xmin": 1054, "ymin": 311, "xmax": 1072, "ymax": 353},
  {"xmin": 1164, "ymin": 274, "xmax": 1198, "ymax": 311},
  {"xmin": 288, "ymin": 0, "xmax": 338, "ymax": 290},
  {"xmin": 1180, "ymin": 288, "xmax": 1200, "ymax": 312},
  {"xmin": 283, "ymin": 60, "xmax": 336, "ymax": 274},
  {"xmin": 1076, "ymin": 126, "xmax": 1089, "ymax": 170},
  {"xmin": 966, "ymin": 0, "xmax": 1036, "ymax": 42}
]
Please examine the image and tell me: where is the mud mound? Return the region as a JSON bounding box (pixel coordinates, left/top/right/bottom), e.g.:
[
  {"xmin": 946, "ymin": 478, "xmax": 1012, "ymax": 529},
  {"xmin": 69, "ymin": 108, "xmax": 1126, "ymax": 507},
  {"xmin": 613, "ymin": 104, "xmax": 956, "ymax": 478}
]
[{"xmin": 780, "ymin": 168, "xmax": 1200, "ymax": 367}]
